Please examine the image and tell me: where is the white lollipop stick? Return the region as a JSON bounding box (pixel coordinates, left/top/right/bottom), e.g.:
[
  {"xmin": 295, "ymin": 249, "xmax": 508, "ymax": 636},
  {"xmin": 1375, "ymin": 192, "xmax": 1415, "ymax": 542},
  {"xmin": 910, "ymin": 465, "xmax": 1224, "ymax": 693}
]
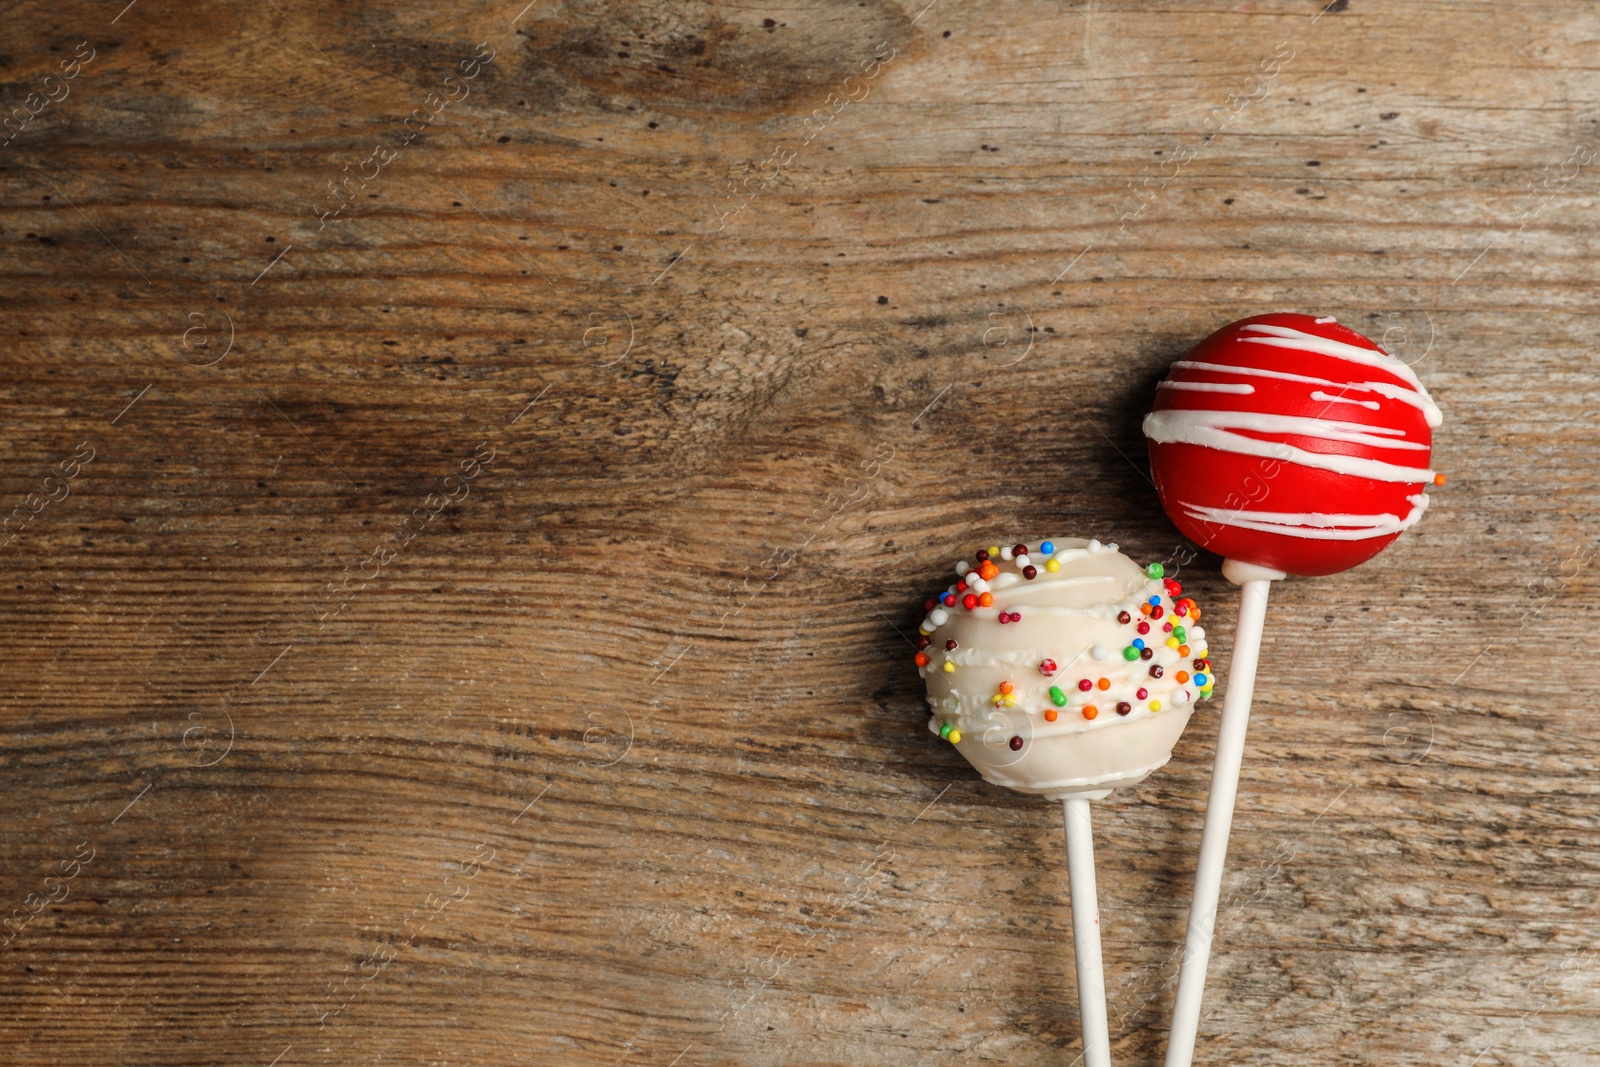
[
  {"xmin": 1062, "ymin": 794, "xmax": 1112, "ymax": 1067},
  {"xmin": 1163, "ymin": 560, "xmax": 1283, "ymax": 1067}
]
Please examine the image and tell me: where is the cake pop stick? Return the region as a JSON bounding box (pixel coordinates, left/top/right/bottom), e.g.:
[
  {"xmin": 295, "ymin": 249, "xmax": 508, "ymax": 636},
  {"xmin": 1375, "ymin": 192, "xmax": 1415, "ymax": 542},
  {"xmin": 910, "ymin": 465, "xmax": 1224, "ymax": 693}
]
[
  {"xmin": 1142, "ymin": 313, "xmax": 1442, "ymax": 1066},
  {"xmin": 914, "ymin": 538, "xmax": 1217, "ymax": 1065},
  {"xmin": 1062, "ymin": 795, "xmax": 1111, "ymax": 1067},
  {"xmin": 1161, "ymin": 562, "xmax": 1276, "ymax": 1067}
]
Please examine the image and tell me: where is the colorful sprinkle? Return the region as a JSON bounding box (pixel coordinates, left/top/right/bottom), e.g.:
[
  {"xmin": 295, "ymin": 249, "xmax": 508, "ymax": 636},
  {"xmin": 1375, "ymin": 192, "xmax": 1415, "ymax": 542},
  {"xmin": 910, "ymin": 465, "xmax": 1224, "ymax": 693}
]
[
  {"xmin": 1194, "ymin": 672, "xmax": 1209, "ymax": 687},
  {"xmin": 1146, "ymin": 562, "xmax": 1164, "ymax": 579},
  {"xmin": 1044, "ymin": 708, "xmax": 1059, "ymax": 722},
  {"xmin": 962, "ymin": 593, "xmax": 978, "ymax": 610},
  {"xmin": 1118, "ymin": 610, "xmax": 1132, "ymax": 625},
  {"xmin": 978, "ymin": 592, "xmax": 994, "ymax": 607},
  {"xmin": 1137, "ymin": 621, "xmax": 1150, "ymax": 635},
  {"xmin": 1149, "ymin": 665, "xmax": 1164, "ymax": 678},
  {"xmin": 1023, "ymin": 565, "xmax": 1038, "ymax": 580},
  {"xmin": 1167, "ymin": 637, "xmax": 1180, "ymax": 650},
  {"xmin": 976, "ymin": 548, "xmax": 990, "ymax": 562},
  {"xmin": 946, "ymin": 639, "xmax": 959, "ymax": 651},
  {"xmin": 1050, "ymin": 685, "xmax": 1068, "ymax": 706},
  {"xmin": 1136, "ymin": 687, "xmax": 1148, "ymax": 700},
  {"xmin": 1173, "ymin": 626, "xmax": 1188, "ymax": 643},
  {"xmin": 1082, "ymin": 705, "xmax": 1098, "ymax": 720},
  {"xmin": 1078, "ymin": 679, "xmax": 1093, "ymax": 692},
  {"xmin": 1096, "ymin": 677, "xmax": 1111, "ymax": 691},
  {"xmin": 939, "ymin": 722, "xmax": 952, "ymax": 739},
  {"xmin": 916, "ymin": 635, "xmax": 931, "ymax": 650},
  {"xmin": 979, "ymin": 562, "xmax": 999, "ymax": 580},
  {"xmin": 1008, "ymin": 735, "xmax": 1024, "ymax": 752},
  {"xmin": 1116, "ymin": 701, "xmax": 1131, "ymax": 716},
  {"xmin": 948, "ymin": 729, "xmax": 962, "ymax": 743},
  {"xmin": 1150, "ymin": 700, "xmax": 1162, "ymax": 712},
  {"xmin": 1132, "ymin": 638, "xmax": 1146, "ymax": 650},
  {"xmin": 1039, "ymin": 659, "xmax": 1058, "ymax": 676},
  {"xmin": 999, "ymin": 681, "xmax": 1014, "ymax": 695},
  {"xmin": 915, "ymin": 652, "xmax": 930, "ymax": 667},
  {"xmin": 1040, "ymin": 540, "xmax": 1055, "ymax": 554},
  {"xmin": 1176, "ymin": 670, "xmax": 1190, "ymax": 683},
  {"xmin": 1123, "ymin": 645, "xmax": 1139, "ymax": 661},
  {"xmin": 987, "ymin": 545, "xmax": 1001, "ymax": 559},
  {"xmin": 1178, "ymin": 644, "xmax": 1191, "ymax": 656},
  {"xmin": 1045, "ymin": 558, "xmax": 1060, "ymax": 573},
  {"xmin": 942, "ymin": 661, "xmax": 956, "ymax": 674},
  {"xmin": 1140, "ymin": 648, "xmax": 1153, "ymax": 661},
  {"xmin": 1151, "ymin": 605, "xmax": 1165, "ymax": 619},
  {"xmin": 1013, "ymin": 544, "xmax": 1029, "ymax": 557}
]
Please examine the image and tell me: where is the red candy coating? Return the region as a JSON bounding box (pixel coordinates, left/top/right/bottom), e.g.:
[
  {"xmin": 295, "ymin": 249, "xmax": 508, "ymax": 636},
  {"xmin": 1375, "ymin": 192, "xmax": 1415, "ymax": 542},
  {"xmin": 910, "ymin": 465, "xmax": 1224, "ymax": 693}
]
[{"xmin": 1144, "ymin": 313, "xmax": 1441, "ymax": 577}]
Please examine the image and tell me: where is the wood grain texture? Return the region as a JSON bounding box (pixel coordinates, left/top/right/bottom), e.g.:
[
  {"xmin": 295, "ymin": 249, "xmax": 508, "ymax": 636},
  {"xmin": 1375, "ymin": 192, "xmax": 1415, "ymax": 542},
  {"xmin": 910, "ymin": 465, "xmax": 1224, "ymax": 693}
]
[{"xmin": 1, "ymin": 0, "xmax": 1597, "ymax": 1064}]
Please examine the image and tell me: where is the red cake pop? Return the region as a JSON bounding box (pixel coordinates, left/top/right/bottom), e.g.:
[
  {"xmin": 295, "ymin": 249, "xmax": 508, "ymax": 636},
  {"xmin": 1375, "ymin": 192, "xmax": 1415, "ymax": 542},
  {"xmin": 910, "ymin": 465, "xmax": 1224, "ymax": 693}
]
[
  {"xmin": 1143, "ymin": 312, "xmax": 1442, "ymax": 576},
  {"xmin": 1144, "ymin": 313, "xmax": 1444, "ymax": 1067}
]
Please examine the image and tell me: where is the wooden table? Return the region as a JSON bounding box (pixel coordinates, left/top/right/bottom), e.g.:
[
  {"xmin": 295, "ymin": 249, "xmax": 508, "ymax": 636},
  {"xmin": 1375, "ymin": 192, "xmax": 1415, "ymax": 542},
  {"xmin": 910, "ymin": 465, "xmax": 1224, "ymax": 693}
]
[{"xmin": 2, "ymin": 1, "xmax": 1594, "ymax": 1064}]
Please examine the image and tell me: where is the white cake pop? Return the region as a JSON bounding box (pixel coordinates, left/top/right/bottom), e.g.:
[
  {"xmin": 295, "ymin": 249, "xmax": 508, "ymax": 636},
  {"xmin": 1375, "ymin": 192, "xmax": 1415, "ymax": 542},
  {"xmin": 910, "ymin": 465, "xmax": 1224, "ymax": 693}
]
[
  {"xmin": 912, "ymin": 537, "xmax": 1215, "ymax": 1067},
  {"xmin": 916, "ymin": 537, "xmax": 1213, "ymax": 799}
]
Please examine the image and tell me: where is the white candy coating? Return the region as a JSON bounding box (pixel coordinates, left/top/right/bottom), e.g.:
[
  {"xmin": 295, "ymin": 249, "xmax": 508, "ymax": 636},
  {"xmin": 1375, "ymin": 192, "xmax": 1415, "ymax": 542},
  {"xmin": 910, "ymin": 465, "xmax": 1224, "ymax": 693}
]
[{"xmin": 919, "ymin": 538, "xmax": 1212, "ymax": 799}]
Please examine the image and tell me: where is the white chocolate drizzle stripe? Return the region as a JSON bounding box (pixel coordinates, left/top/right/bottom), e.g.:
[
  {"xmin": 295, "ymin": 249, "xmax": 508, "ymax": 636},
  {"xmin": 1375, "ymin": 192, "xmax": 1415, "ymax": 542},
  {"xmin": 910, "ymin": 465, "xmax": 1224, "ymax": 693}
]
[
  {"xmin": 1145, "ymin": 406, "xmax": 1433, "ymax": 476},
  {"xmin": 1238, "ymin": 323, "xmax": 1422, "ymax": 386},
  {"xmin": 1310, "ymin": 390, "xmax": 1380, "ymax": 410},
  {"xmin": 1181, "ymin": 493, "xmax": 1428, "ymax": 541},
  {"xmin": 1170, "ymin": 359, "xmax": 1441, "ymax": 426},
  {"xmin": 1147, "ymin": 409, "xmax": 1423, "ymax": 448},
  {"xmin": 1235, "ymin": 323, "xmax": 1442, "ymax": 427},
  {"xmin": 1158, "ymin": 380, "xmax": 1255, "ymax": 394},
  {"xmin": 1143, "ymin": 410, "xmax": 1434, "ymax": 483}
]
